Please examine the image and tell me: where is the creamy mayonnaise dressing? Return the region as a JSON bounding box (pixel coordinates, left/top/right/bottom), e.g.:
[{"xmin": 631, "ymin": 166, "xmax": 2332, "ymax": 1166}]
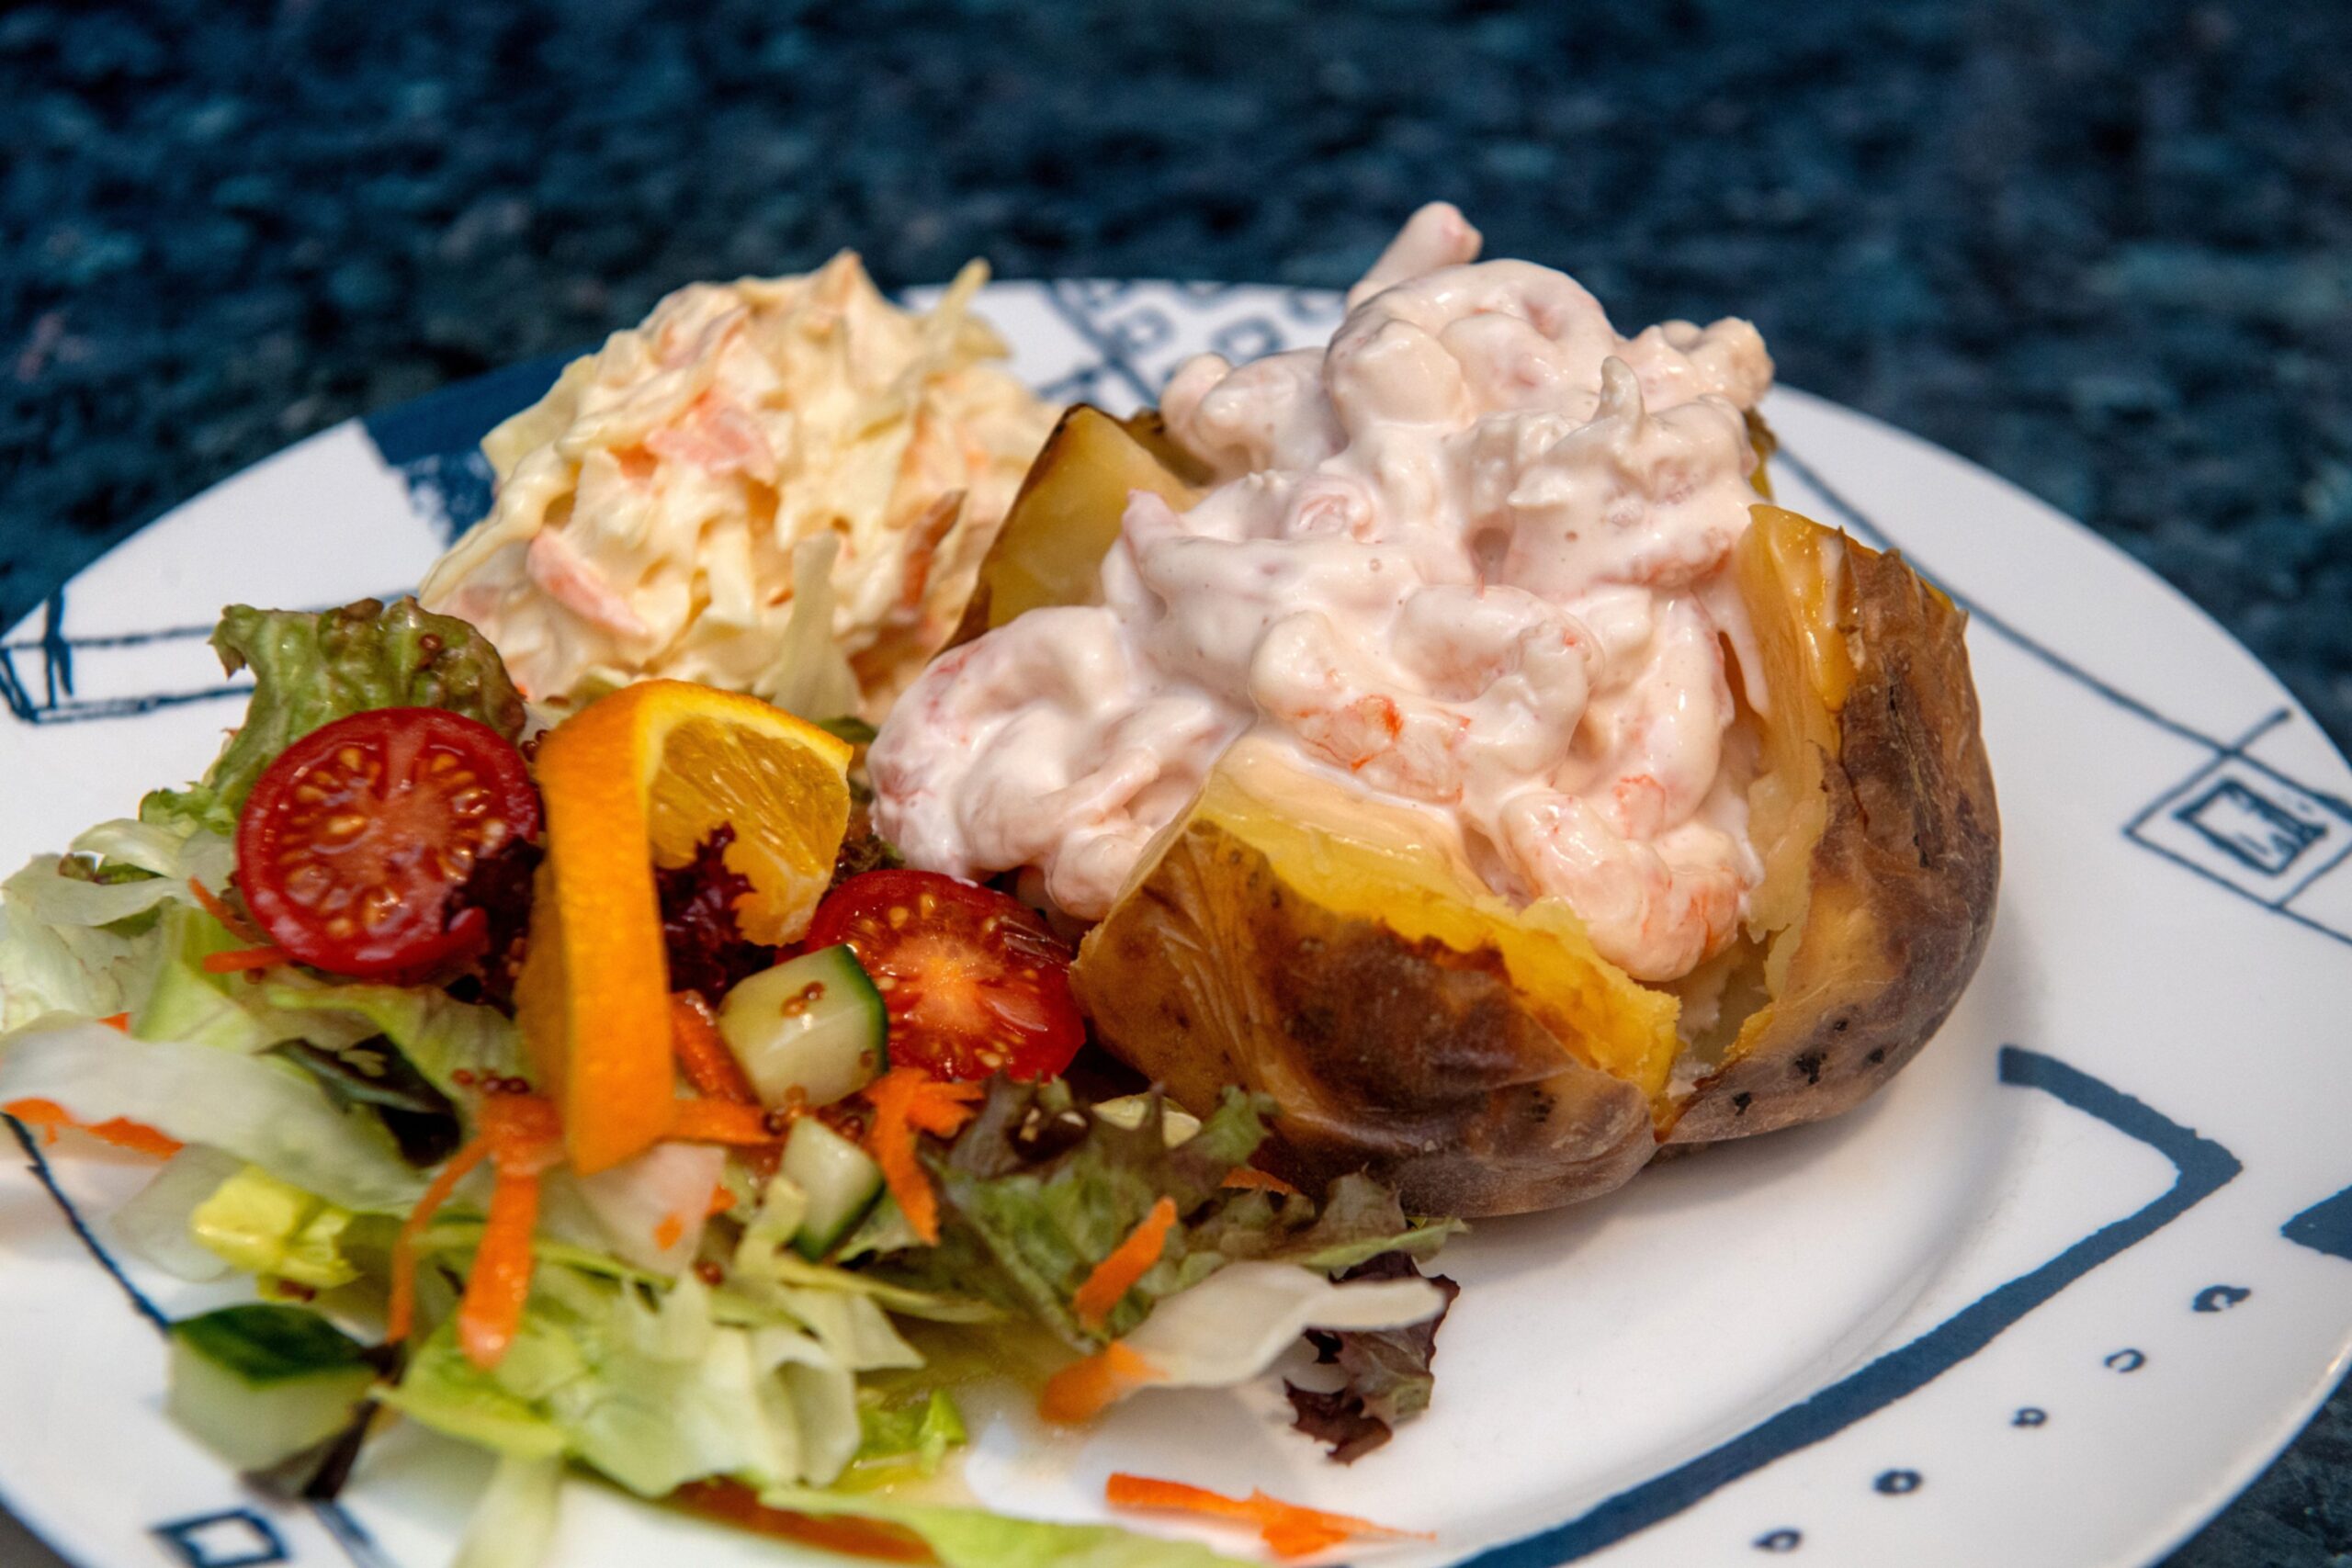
[
  {"xmin": 871, "ymin": 206, "xmax": 1776, "ymax": 982},
  {"xmin": 421, "ymin": 254, "xmax": 1057, "ymax": 717}
]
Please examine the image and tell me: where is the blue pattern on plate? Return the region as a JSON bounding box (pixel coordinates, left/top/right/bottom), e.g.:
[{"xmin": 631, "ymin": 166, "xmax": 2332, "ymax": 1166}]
[{"xmin": 152, "ymin": 1511, "xmax": 285, "ymax": 1568}]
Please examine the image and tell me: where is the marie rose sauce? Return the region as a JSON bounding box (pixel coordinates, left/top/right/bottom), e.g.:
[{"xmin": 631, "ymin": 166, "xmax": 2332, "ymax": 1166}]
[{"xmin": 871, "ymin": 204, "xmax": 1777, "ymax": 983}]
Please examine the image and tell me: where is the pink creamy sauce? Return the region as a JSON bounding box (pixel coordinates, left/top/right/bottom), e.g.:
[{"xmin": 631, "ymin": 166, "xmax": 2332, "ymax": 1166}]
[{"xmin": 870, "ymin": 205, "xmax": 1778, "ymax": 982}]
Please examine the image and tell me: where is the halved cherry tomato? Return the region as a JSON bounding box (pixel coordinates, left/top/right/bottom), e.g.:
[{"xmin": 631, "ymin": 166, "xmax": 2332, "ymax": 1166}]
[
  {"xmin": 235, "ymin": 708, "xmax": 540, "ymax": 979},
  {"xmin": 805, "ymin": 869, "xmax": 1083, "ymax": 1081}
]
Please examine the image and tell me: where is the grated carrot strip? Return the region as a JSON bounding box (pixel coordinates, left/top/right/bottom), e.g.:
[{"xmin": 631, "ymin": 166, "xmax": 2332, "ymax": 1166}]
[
  {"xmin": 670, "ymin": 993, "xmax": 758, "ymax": 1104},
  {"xmin": 387, "ymin": 1137, "xmax": 492, "ymax": 1345},
  {"xmin": 1072, "ymin": 1196, "xmax": 1178, "ymax": 1331},
  {"xmin": 3, "ymin": 1098, "xmax": 181, "ymax": 1158},
  {"xmin": 456, "ymin": 1095, "xmax": 565, "ymax": 1370},
  {"xmin": 667, "ymin": 1099, "xmax": 781, "ymax": 1145},
  {"xmin": 1103, "ymin": 1473, "xmax": 1431, "ymax": 1559},
  {"xmin": 1037, "ymin": 1341, "xmax": 1163, "ymax": 1426},
  {"xmin": 188, "ymin": 879, "xmax": 266, "ymax": 944},
  {"xmin": 859, "ymin": 1068, "xmax": 983, "ymax": 1245}
]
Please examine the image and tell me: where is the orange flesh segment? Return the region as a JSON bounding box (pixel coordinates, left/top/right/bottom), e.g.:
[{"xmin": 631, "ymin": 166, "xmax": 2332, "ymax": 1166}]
[
  {"xmin": 200, "ymin": 945, "xmax": 291, "ymax": 974},
  {"xmin": 671, "ymin": 1480, "xmax": 938, "ymax": 1564}
]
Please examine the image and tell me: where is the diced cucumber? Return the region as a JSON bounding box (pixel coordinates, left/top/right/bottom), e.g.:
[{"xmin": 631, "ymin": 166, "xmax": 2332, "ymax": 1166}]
[
  {"xmin": 784, "ymin": 1119, "xmax": 884, "ymax": 1260},
  {"xmin": 718, "ymin": 945, "xmax": 888, "ymax": 1109},
  {"xmin": 1091, "ymin": 1093, "xmax": 1202, "ymax": 1146},
  {"xmin": 166, "ymin": 1304, "xmax": 376, "ymax": 1472}
]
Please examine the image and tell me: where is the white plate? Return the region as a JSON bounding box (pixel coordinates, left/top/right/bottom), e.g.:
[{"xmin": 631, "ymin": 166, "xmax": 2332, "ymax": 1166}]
[{"xmin": 3, "ymin": 281, "xmax": 2349, "ymax": 1568}]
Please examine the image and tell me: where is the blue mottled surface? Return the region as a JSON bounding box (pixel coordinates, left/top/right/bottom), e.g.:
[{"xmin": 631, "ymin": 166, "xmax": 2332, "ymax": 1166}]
[{"xmin": 1, "ymin": 2, "xmax": 2348, "ymax": 1562}]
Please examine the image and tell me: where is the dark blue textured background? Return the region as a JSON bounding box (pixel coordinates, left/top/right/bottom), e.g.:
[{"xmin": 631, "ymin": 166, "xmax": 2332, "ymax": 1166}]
[{"xmin": 2, "ymin": 1, "xmax": 2347, "ymax": 1562}]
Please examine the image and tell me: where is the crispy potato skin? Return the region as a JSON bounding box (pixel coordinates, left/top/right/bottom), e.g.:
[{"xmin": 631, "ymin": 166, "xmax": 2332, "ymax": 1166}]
[
  {"xmin": 1073, "ymin": 817, "xmax": 1658, "ymax": 1216},
  {"xmin": 1667, "ymin": 536, "xmax": 2001, "ymax": 1144}
]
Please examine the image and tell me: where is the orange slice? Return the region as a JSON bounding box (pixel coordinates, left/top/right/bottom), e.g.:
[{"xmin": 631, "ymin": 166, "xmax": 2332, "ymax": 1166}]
[{"xmin": 516, "ymin": 680, "xmax": 853, "ymax": 1172}]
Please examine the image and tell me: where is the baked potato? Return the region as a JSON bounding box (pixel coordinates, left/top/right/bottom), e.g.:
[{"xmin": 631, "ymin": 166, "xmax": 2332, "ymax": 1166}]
[
  {"xmin": 956, "ymin": 409, "xmax": 1999, "ymax": 1215},
  {"xmin": 946, "ymin": 406, "xmax": 1206, "ymax": 649}
]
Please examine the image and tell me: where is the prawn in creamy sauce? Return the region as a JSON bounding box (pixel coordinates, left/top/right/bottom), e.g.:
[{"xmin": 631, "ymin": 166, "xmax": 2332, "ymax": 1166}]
[{"xmin": 871, "ymin": 206, "xmax": 1776, "ymax": 983}]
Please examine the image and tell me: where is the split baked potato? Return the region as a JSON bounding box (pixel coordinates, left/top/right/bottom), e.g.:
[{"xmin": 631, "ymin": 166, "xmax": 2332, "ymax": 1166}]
[{"xmin": 959, "ymin": 410, "xmax": 1999, "ymax": 1216}]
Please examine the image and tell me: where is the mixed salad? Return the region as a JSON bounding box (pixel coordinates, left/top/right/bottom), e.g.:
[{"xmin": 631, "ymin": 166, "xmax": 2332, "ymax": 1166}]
[{"xmin": 0, "ymin": 595, "xmax": 1462, "ymax": 1568}]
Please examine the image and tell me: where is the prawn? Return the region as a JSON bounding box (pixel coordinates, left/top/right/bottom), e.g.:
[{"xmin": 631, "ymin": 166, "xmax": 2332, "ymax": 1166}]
[
  {"xmin": 870, "ymin": 611, "xmax": 1245, "ymax": 920},
  {"xmin": 1498, "ymin": 792, "xmax": 1747, "ymax": 982},
  {"xmin": 1346, "ymin": 201, "xmax": 1486, "ymax": 309},
  {"xmin": 1250, "ymin": 586, "xmax": 1597, "ymax": 807}
]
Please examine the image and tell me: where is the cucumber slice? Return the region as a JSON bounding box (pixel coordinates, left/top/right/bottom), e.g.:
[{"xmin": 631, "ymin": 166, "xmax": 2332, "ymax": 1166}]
[
  {"xmin": 718, "ymin": 945, "xmax": 888, "ymax": 1109},
  {"xmin": 784, "ymin": 1119, "xmax": 885, "ymax": 1259},
  {"xmin": 166, "ymin": 1304, "xmax": 376, "ymax": 1472}
]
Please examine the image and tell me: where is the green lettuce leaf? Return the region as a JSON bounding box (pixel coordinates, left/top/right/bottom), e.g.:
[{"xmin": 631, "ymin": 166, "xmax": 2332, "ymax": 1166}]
[
  {"xmin": 379, "ymin": 1320, "xmax": 571, "ymax": 1462},
  {"xmin": 760, "ymin": 1488, "xmax": 1256, "ymax": 1568},
  {"xmin": 258, "ymin": 976, "xmax": 531, "ymax": 1105},
  {"xmin": 844, "ymin": 1386, "xmax": 967, "ymax": 1484},
  {"xmin": 870, "ymin": 1080, "xmax": 1456, "ymax": 1348},
  {"xmin": 0, "ymin": 818, "xmax": 233, "ymax": 1030},
  {"xmin": 142, "ymin": 597, "xmax": 526, "ymax": 834},
  {"xmin": 130, "ymin": 904, "xmax": 377, "ymax": 1054}
]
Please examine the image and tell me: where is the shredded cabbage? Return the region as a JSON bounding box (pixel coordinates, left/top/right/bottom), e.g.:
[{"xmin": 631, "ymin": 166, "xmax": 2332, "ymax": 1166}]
[
  {"xmin": 0, "ymin": 1016, "xmax": 424, "ymax": 1212},
  {"xmin": 386, "ymin": 1265, "xmax": 871, "ymax": 1499},
  {"xmin": 452, "ymin": 1455, "xmax": 565, "ymax": 1568},
  {"xmin": 189, "ymin": 1166, "xmax": 362, "ymax": 1289},
  {"xmin": 1115, "ymin": 1261, "xmax": 1445, "ymax": 1393},
  {"xmin": 0, "ymin": 817, "xmax": 231, "ymax": 1030},
  {"xmin": 107, "ymin": 1145, "xmax": 244, "ymax": 1283}
]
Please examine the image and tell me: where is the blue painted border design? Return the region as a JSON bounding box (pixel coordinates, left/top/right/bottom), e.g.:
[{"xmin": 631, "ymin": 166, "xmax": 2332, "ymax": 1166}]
[
  {"xmin": 2283, "ymin": 1185, "xmax": 2352, "ymax": 1262},
  {"xmin": 153, "ymin": 1509, "xmax": 286, "ymax": 1568},
  {"xmin": 1773, "ymin": 446, "xmax": 2352, "ymax": 947},
  {"xmin": 1453, "ymin": 1045, "xmax": 2241, "ymax": 1568},
  {"xmin": 6, "ymin": 1117, "xmax": 167, "ymax": 1330}
]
